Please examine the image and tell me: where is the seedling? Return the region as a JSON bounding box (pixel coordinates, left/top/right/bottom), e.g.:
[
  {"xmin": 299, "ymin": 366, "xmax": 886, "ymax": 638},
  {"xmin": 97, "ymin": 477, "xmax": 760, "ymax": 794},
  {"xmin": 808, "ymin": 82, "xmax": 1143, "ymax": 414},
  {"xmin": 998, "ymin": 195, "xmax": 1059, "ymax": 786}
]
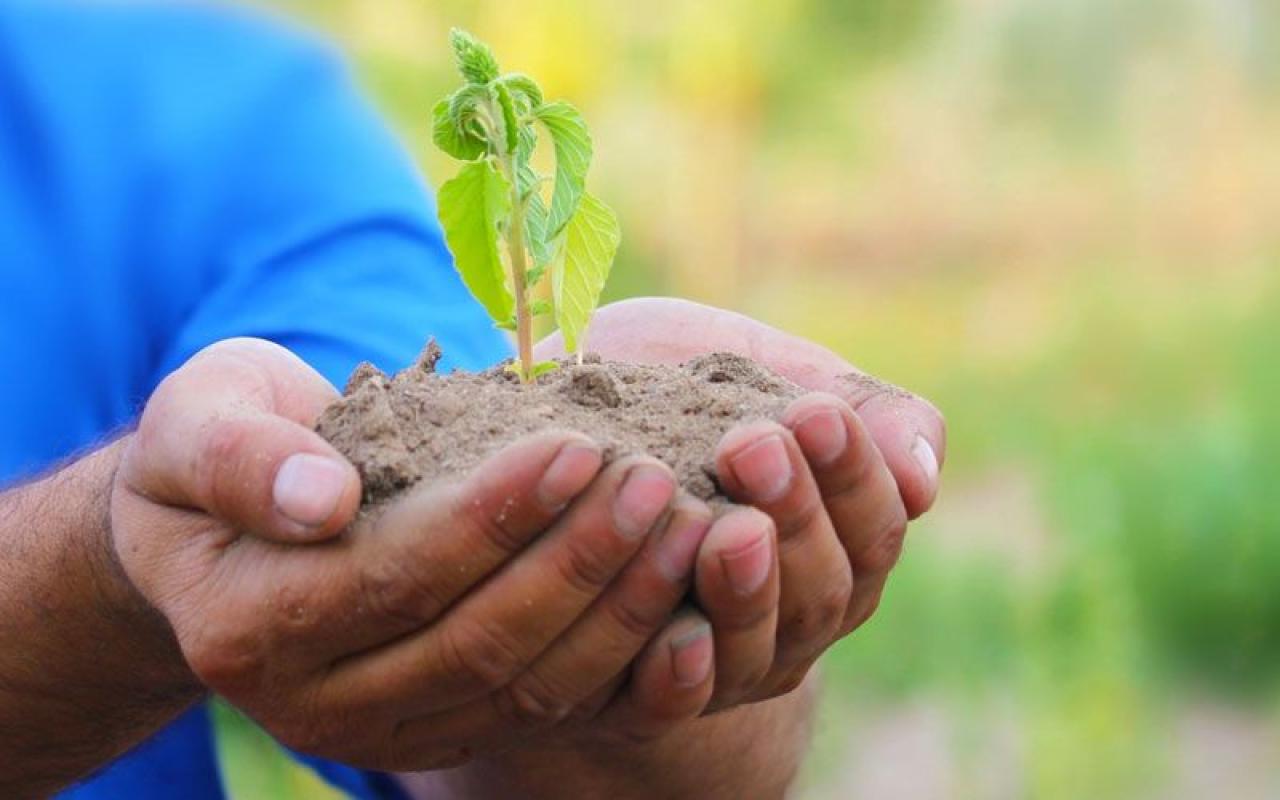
[{"xmin": 432, "ymin": 29, "xmax": 620, "ymax": 382}]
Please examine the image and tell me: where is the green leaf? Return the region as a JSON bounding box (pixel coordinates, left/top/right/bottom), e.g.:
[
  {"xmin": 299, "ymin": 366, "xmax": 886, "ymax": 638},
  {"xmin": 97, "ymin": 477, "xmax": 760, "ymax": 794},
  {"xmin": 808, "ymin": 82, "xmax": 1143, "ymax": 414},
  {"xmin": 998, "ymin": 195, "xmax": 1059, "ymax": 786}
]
[
  {"xmin": 493, "ymin": 82, "xmax": 520, "ymax": 156},
  {"xmin": 517, "ymin": 124, "xmax": 538, "ymax": 163},
  {"xmin": 450, "ymin": 29, "xmax": 500, "ymax": 85},
  {"xmin": 535, "ymin": 102, "xmax": 593, "ymax": 237},
  {"xmin": 530, "ymin": 360, "xmax": 560, "ymax": 378},
  {"xmin": 552, "ymin": 192, "xmax": 619, "ymax": 353},
  {"xmin": 449, "ymin": 84, "xmax": 490, "ymax": 136},
  {"xmin": 500, "ymin": 73, "xmax": 544, "ymax": 110},
  {"xmin": 520, "ymin": 164, "xmax": 555, "ymax": 270},
  {"xmin": 495, "ymin": 317, "xmax": 517, "ymax": 331},
  {"xmin": 503, "ymin": 360, "xmax": 558, "ymax": 379},
  {"xmin": 530, "ymin": 299, "xmax": 552, "ymax": 316},
  {"xmin": 432, "ymin": 96, "xmax": 486, "ymax": 161},
  {"xmin": 437, "ymin": 160, "xmax": 514, "ymax": 324}
]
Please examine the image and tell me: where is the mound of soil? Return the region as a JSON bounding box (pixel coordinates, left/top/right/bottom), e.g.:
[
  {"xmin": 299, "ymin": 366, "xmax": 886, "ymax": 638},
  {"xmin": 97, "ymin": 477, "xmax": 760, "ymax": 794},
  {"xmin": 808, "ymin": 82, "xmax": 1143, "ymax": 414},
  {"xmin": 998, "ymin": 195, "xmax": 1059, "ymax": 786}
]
[{"xmin": 316, "ymin": 342, "xmax": 804, "ymax": 507}]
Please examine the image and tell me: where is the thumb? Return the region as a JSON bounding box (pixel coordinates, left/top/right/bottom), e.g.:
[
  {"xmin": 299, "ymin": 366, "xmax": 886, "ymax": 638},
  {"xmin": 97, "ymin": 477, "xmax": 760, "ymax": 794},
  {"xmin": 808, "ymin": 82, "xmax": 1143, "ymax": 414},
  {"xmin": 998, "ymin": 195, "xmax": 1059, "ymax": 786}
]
[{"xmin": 123, "ymin": 338, "xmax": 361, "ymax": 543}]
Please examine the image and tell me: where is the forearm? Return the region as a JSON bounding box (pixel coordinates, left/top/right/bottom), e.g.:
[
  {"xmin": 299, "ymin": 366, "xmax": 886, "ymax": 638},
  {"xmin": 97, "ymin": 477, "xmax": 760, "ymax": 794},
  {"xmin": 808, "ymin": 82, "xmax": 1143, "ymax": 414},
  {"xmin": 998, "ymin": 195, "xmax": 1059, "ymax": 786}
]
[
  {"xmin": 407, "ymin": 675, "xmax": 818, "ymax": 800},
  {"xmin": 0, "ymin": 439, "xmax": 200, "ymax": 798}
]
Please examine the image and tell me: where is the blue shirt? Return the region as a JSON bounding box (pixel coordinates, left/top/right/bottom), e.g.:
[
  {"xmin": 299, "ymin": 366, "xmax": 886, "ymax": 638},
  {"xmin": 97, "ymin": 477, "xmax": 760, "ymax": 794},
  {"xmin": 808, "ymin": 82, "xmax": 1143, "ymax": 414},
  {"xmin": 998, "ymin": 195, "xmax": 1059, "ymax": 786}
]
[{"xmin": 0, "ymin": 1, "xmax": 508, "ymax": 796}]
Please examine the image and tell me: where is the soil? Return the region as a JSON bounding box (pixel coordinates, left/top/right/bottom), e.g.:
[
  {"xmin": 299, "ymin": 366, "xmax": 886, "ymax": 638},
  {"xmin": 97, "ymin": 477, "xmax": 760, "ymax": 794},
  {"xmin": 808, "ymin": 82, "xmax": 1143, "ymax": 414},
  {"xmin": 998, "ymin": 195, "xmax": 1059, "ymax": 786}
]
[{"xmin": 316, "ymin": 342, "xmax": 805, "ymax": 507}]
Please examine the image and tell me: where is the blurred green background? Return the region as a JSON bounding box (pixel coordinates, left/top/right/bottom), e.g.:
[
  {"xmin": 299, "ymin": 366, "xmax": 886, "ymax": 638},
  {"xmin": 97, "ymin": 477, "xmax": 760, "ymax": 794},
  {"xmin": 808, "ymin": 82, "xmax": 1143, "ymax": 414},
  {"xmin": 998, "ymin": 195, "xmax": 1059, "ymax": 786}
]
[{"xmin": 221, "ymin": 0, "xmax": 1280, "ymax": 796}]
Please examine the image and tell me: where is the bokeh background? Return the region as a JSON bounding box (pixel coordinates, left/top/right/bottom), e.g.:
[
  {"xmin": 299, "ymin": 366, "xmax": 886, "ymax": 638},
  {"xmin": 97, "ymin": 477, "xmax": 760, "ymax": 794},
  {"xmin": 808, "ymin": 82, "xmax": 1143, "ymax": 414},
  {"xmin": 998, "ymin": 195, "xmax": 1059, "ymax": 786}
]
[{"xmin": 221, "ymin": 0, "xmax": 1280, "ymax": 796}]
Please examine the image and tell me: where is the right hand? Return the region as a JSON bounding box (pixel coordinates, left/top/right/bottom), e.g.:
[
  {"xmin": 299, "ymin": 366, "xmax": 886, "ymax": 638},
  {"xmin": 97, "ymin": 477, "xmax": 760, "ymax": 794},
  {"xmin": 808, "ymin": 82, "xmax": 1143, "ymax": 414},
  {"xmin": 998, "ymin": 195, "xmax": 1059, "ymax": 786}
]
[{"xmin": 111, "ymin": 338, "xmax": 719, "ymax": 770}]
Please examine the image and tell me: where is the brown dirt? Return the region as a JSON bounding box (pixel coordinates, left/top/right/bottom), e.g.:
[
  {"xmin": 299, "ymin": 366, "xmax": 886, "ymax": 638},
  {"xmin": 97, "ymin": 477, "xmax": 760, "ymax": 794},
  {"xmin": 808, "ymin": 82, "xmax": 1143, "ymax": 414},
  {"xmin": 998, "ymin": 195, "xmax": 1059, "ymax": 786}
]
[{"xmin": 316, "ymin": 342, "xmax": 804, "ymax": 507}]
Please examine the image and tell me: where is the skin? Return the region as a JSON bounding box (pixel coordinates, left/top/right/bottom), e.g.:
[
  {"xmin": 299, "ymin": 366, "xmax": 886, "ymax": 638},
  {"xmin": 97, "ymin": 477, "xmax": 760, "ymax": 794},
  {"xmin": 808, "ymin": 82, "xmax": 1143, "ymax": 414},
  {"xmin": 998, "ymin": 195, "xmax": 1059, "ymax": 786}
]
[
  {"xmin": 0, "ymin": 301, "xmax": 945, "ymax": 799},
  {"xmin": 411, "ymin": 298, "xmax": 946, "ymax": 797},
  {"xmin": 537, "ymin": 297, "xmax": 947, "ymax": 707}
]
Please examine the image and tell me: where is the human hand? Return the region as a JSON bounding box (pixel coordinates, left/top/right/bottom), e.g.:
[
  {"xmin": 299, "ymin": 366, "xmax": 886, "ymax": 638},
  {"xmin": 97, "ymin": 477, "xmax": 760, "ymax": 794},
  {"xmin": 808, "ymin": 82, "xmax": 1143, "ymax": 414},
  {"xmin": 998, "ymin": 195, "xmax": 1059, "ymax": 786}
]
[
  {"xmin": 111, "ymin": 338, "xmax": 723, "ymax": 769},
  {"xmin": 537, "ymin": 298, "xmax": 947, "ymax": 708}
]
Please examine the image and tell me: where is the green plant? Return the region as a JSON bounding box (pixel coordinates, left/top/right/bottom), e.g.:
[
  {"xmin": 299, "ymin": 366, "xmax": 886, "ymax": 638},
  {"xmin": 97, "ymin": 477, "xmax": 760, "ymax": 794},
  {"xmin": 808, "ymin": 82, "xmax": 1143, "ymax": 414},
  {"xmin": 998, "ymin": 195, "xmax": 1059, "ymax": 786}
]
[{"xmin": 432, "ymin": 29, "xmax": 620, "ymax": 382}]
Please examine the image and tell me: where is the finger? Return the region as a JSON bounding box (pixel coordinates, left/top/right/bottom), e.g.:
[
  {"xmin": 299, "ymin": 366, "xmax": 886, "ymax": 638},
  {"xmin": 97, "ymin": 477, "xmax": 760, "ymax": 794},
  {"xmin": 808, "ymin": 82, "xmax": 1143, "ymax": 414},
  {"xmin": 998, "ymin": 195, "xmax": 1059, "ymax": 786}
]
[
  {"xmin": 123, "ymin": 338, "xmax": 360, "ymax": 543},
  {"xmin": 371, "ymin": 612, "xmax": 715, "ymax": 770},
  {"xmin": 692, "ymin": 508, "xmax": 780, "ymax": 707},
  {"xmin": 544, "ymin": 298, "xmax": 946, "ymax": 517},
  {"xmin": 781, "ymin": 395, "xmax": 906, "ymax": 634},
  {"xmin": 488, "ymin": 495, "xmax": 713, "ymax": 727},
  {"xmin": 715, "ymin": 423, "xmax": 852, "ymax": 669},
  {"xmin": 322, "ymin": 456, "xmax": 678, "ymax": 718},
  {"xmin": 228, "ymin": 431, "xmax": 605, "ymax": 664},
  {"xmin": 592, "ymin": 610, "xmax": 715, "ymax": 742},
  {"xmin": 831, "ymin": 374, "xmax": 945, "ymax": 519}
]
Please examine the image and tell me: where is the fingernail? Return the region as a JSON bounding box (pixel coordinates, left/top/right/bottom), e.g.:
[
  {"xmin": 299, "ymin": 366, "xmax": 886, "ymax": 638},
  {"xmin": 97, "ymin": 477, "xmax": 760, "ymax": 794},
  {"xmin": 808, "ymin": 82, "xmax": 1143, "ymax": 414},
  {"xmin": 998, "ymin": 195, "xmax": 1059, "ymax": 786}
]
[
  {"xmin": 729, "ymin": 434, "xmax": 793, "ymax": 502},
  {"xmin": 654, "ymin": 506, "xmax": 712, "ymax": 582},
  {"xmin": 793, "ymin": 408, "xmax": 848, "ymax": 468},
  {"xmin": 613, "ymin": 465, "xmax": 676, "ymax": 540},
  {"xmin": 720, "ymin": 525, "xmax": 772, "ymax": 596},
  {"xmin": 537, "ymin": 441, "xmax": 602, "ymax": 511},
  {"xmin": 273, "ymin": 453, "xmax": 348, "ymax": 528},
  {"xmin": 912, "ymin": 436, "xmax": 939, "ymax": 497},
  {"xmin": 670, "ymin": 622, "xmax": 713, "ymax": 688}
]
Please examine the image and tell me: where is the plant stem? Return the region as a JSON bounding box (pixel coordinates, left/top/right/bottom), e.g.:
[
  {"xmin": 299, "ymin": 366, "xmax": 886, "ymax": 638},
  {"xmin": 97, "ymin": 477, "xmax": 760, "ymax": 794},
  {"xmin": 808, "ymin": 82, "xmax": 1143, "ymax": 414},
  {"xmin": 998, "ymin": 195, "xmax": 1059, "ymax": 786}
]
[{"xmin": 499, "ymin": 150, "xmax": 534, "ymax": 383}]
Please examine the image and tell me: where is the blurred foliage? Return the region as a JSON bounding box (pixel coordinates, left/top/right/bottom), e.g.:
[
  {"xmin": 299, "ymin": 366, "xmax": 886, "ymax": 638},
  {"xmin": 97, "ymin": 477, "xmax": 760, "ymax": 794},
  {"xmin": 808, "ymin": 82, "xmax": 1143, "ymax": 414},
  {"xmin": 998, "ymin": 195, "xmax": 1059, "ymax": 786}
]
[{"xmin": 227, "ymin": 0, "xmax": 1280, "ymax": 796}]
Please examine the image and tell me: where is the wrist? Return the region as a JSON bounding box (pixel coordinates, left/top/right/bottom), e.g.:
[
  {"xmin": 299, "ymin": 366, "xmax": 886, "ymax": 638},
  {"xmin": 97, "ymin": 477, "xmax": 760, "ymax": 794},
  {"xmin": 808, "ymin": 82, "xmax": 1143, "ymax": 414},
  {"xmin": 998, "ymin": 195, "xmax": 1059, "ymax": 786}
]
[
  {"xmin": 96, "ymin": 438, "xmax": 202, "ymax": 694},
  {"xmin": 0, "ymin": 437, "xmax": 201, "ymax": 795}
]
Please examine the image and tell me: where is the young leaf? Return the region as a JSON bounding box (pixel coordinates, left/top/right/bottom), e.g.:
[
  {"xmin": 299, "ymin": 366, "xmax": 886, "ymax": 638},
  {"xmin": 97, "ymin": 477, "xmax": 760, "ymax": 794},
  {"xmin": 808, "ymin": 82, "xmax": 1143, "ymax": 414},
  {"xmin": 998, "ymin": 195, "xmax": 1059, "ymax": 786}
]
[
  {"xmin": 450, "ymin": 29, "xmax": 500, "ymax": 85},
  {"xmin": 530, "ymin": 360, "xmax": 560, "ymax": 378},
  {"xmin": 493, "ymin": 82, "xmax": 520, "ymax": 156},
  {"xmin": 504, "ymin": 360, "xmax": 560, "ymax": 379},
  {"xmin": 529, "ymin": 299, "xmax": 552, "ymax": 316},
  {"xmin": 437, "ymin": 160, "xmax": 515, "ymax": 324},
  {"xmin": 448, "ymin": 85, "xmax": 491, "ymax": 137},
  {"xmin": 432, "ymin": 96, "xmax": 486, "ymax": 161},
  {"xmin": 535, "ymin": 102, "xmax": 593, "ymax": 237},
  {"xmin": 499, "ymin": 73, "xmax": 544, "ymax": 111},
  {"xmin": 552, "ymin": 192, "xmax": 620, "ymax": 353}
]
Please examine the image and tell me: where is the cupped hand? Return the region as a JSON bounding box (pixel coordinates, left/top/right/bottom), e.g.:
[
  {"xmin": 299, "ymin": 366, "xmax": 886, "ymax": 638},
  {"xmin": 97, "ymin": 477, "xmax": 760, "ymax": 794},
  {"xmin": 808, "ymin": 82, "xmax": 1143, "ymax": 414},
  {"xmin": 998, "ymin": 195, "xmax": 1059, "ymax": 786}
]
[
  {"xmin": 111, "ymin": 338, "xmax": 722, "ymax": 770},
  {"xmin": 536, "ymin": 298, "xmax": 947, "ymax": 709}
]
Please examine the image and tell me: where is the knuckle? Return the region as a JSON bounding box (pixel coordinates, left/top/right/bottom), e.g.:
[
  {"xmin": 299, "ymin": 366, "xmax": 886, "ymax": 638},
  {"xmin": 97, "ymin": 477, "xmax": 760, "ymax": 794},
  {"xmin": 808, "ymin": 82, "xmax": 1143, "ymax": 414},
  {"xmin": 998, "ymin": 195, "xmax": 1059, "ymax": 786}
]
[
  {"xmin": 845, "ymin": 589, "xmax": 884, "ymax": 633},
  {"xmin": 778, "ymin": 580, "xmax": 850, "ymax": 659},
  {"xmin": 554, "ymin": 540, "xmax": 618, "ymax": 596},
  {"xmin": 606, "ymin": 596, "xmax": 668, "ymax": 641},
  {"xmin": 858, "ymin": 513, "xmax": 908, "ymax": 573},
  {"xmin": 357, "ymin": 556, "xmax": 448, "ymax": 628},
  {"xmin": 198, "ymin": 418, "xmax": 252, "ymax": 504},
  {"xmin": 718, "ymin": 663, "xmax": 771, "ymax": 704},
  {"xmin": 716, "ymin": 599, "xmax": 775, "ymax": 633},
  {"xmin": 456, "ymin": 486, "xmax": 529, "ymax": 556},
  {"xmin": 776, "ymin": 496, "xmax": 825, "ymax": 543},
  {"xmin": 440, "ymin": 619, "xmax": 526, "ymax": 695},
  {"xmin": 493, "ymin": 674, "xmax": 572, "ymax": 728},
  {"xmin": 184, "ymin": 617, "xmax": 266, "ymax": 692},
  {"xmin": 772, "ymin": 667, "xmax": 811, "ymax": 697}
]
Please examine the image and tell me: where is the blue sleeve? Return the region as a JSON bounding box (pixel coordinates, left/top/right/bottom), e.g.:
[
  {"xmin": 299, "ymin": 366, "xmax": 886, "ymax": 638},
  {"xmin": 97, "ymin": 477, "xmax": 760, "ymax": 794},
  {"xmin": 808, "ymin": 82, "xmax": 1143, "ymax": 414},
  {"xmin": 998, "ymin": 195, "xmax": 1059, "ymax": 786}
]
[
  {"xmin": 132, "ymin": 6, "xmax": 510, "ymax": 389},
  {"xmin": 1, "ymin": 3, "xmax": 495, "ymax": 797}
]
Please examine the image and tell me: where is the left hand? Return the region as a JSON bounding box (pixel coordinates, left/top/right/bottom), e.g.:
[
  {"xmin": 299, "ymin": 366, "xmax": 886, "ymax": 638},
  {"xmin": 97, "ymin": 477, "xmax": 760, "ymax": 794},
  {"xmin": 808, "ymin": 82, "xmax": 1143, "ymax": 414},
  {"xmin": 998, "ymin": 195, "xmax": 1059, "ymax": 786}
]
[{"xmin": 536, "ymin": 297, "xmax": 947, "ymax": 710}]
